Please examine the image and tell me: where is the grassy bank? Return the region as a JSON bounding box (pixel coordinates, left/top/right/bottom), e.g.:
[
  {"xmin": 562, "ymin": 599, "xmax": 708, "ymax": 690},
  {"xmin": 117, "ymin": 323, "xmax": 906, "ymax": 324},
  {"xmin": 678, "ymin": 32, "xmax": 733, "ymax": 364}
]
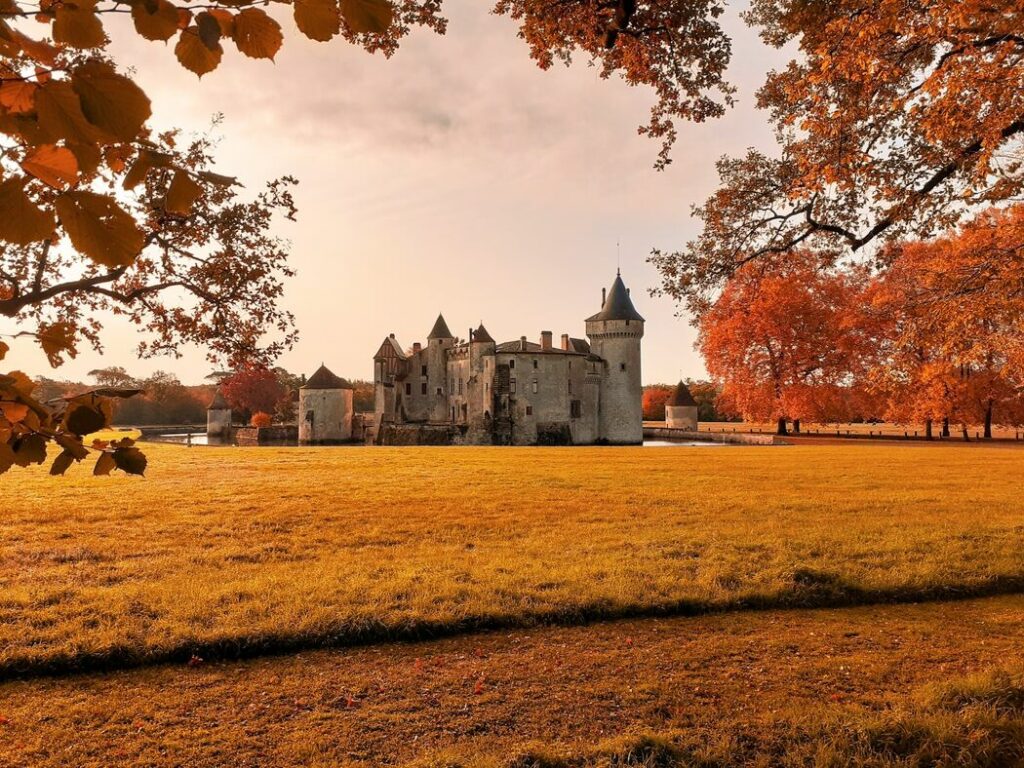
[
  {"xmin": 1, "ymin": 595, "xmax": 1022, "ymax": 767},
  {"xmin": 3, "ymin": 442, "xmax": 1023, "ymax": 677}
]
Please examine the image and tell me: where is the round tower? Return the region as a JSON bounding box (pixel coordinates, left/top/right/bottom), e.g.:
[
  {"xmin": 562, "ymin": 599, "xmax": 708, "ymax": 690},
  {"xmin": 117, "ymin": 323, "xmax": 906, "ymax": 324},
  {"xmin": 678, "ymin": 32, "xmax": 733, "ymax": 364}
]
[
  {"xmin": 665, "ymin": 380, "xmax": 698, "ymax": 431},
  {"xmin": 298, "ymin": 364, "xmax": 353, "ymax": 445},
  {"xmin": 426, "ymin": 313, "xmax": 455, "ymax": 422},
  {"xmin": 206, "ymin": 389, "xmax": 232, "ymax": 440},
  {"xmin": 585, "ymin": 271, "xmax": 645, "ymax": 444}
]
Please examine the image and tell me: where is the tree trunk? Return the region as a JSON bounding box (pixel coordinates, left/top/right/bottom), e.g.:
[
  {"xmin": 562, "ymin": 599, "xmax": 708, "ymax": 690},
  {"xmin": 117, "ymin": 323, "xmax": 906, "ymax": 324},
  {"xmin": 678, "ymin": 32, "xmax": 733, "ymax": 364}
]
[
  {"xmin": 984, "ymin": 401, "xmax": 993, "ymax": 439},
  {"xmin": 942, "ymin": 418, "xmax": 950, "ymax": 438},
  {"xmin": 961, "ymin": 423, "xmax": 970, "ymax": 441},
  {"xmin": 776, "ymin": 417, "xmax": 788, "ymax": 436},
  {"xmin": 925, "ymin": 419, "xmax": 933, "ymax": 440},
  {"xmin": 792, "ymin": 418, "xmax": 801, "ymax": 434}
]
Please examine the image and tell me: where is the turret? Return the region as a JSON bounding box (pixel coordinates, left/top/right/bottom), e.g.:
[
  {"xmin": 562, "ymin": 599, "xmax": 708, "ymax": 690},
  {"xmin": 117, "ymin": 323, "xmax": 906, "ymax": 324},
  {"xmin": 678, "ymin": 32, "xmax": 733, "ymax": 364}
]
[
  {"xmin": 206, "ymin": 389, "xmax": 232, "ymax": 439},
  {"xmin": 585, "ymin": 271, "xmax": 644, "ymax": 444},
  {"xmin": 665, "ymin": 380, "xmax": 698, "ymax": 431},
  {"xmin": 298, "ymin": 364, "xmax": 353, "ymax": 444}
]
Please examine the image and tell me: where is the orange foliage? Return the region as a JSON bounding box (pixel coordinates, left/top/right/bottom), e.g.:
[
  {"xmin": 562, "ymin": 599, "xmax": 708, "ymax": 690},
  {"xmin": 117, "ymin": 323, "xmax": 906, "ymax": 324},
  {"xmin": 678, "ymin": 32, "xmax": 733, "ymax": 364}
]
[
  {"xmin": 642, "ymin": 386, "xmax": 673, "ymax": 421},
  {"xmin": 698, "ymin": 251, "xmax": 869, "ymax": 431},
  {"xmin": 250, "ymin": 411, "xmax": 273, "ymax": 428}
]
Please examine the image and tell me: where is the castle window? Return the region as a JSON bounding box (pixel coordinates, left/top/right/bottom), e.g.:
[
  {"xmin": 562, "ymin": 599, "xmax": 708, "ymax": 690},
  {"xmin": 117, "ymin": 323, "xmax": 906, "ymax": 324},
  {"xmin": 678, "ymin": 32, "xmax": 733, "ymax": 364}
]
[
  {"xmin": 532, "ymin": 359, "xmax": 538, "ymax": 369},
  {"xmin": 421, "ymin": 365, "xmax": 427, "ymax": 376},
  {"xmin": 531, "ymin": 380, "xmax": 538, "ymax": 394},
  {"xmin": 570, "ymin": 400, "xmax": 582, "ymax": 418},
  {"xmin": 436, "ymin": 387, "xmax": 442, "ymax": 396},
  {"xmin": 620, "ymin": 363, "xmax": 626, "ymax": 372},
  {"xmin": 526, "ymin": 405, "xmax": 533, "ymax": 416},
  {"xmin": 405, "ymin": 382, "xmax": 412, "ymax": 395},
  {"xmin": 421, "ymin": 383, "xmax": 428, "ymax": 395},
  {"xmin": 509, "ymin": 360, "xmax": 515, "ymax": 369},
  {"xmin": 458, "ymin": 379, "xmax": 463, "ymax": 395},
  {"xmin": 568, "ymin": 380, "xmax": 572, "ymax": 394},
  {"xmin": 510, "ymin": 378, "xmax": 517, "ymax": 394}
]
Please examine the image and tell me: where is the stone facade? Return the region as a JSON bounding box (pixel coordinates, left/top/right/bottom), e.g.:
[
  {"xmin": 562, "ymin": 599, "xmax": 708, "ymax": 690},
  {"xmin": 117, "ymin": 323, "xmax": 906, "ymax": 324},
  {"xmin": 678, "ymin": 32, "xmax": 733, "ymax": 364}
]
[
  {"xmin": 206, "ymin": 390, "xmax": 232, "ymax": 439},
  {"xmin": 372, "ymin": 272, "xmax": 644, "ymax": 445},
  {"xmin": 298, "ymin": 364, "xmax": 354, "ymax": 444}
]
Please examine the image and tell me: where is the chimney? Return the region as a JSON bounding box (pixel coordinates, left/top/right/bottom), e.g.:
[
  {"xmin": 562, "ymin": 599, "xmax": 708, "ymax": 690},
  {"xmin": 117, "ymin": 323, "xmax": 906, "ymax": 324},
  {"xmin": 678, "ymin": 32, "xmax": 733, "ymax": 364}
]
[
  {"xmin": 520, "ymin": 335, "xmax": 527, "ymax": 351},
  {"xmin": 561, "ymin": 333, "xmax": 570, "ymax": 351},
  {"xmin": 389, "ymin": 333, "xmax": 395, "ymax": 339},
  {"xmin": 412, "ymin": 342, "xmax": 421, "ymax": 353},
  {"xmin": 540, "ymin": 331, "xmax": 553, "ymax": 351},
  {"xmin": 602, "ymin": 287, "xmax": 606, "ymax": 305}
]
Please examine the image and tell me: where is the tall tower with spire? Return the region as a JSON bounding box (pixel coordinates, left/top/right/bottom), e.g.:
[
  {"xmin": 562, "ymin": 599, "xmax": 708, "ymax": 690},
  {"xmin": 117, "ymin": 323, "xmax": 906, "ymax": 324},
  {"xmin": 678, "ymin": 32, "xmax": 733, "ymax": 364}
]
[
  {"xmin": 426, "ymin": 313, "xmax": 455, "ymax": 422},
  {"xmin": 585, "ymin": 270, "xmax": 645, "ymax": 444}
]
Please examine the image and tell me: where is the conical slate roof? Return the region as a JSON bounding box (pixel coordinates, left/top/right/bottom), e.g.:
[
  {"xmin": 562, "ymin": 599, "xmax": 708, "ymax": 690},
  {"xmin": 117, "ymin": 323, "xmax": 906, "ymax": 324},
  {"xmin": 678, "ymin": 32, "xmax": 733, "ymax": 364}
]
[
  {"xmin": 471, "ymin": 324, "xmax": 494, "ymax": 344},
  {"xmin": 667, "ymin": 381, "xmax": 697, "ymax": 407},
  {"xmin": 302, "ymin": 364, "xmax": 352, "ymax": 390},
  {"xmin": 427, "ymin": 313, "xmax": 454, "ymax": 339},
  {"xmin": 207, "ymin": 390, "xmax": 230, "ymax": 411},
  {"xmin": 586, "ymin": 271, "xmax": 645, "ymax": 322}
]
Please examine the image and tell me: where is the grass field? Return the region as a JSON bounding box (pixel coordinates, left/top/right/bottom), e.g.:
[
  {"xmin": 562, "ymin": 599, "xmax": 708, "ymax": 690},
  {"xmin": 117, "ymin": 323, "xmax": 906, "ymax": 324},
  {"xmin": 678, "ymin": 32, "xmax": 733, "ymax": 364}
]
[
  {"xmin": 693, "ymin": 420, "xmax": 1024, "ymax": 440},
  {"xmin": 4, "ymin": 442, "xmax": 1024, "ymax": 678},
  {"xmin": 1, "ymin": 595, "xmax": 1022, "ymax": 767}
]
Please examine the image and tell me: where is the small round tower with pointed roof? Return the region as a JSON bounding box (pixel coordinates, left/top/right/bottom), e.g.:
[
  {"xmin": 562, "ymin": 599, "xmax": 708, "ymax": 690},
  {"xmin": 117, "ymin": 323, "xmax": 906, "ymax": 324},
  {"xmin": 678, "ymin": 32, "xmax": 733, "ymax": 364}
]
[
  {"xmin": 206, "ymin": 389, "xmax": 232, "ymax": 439},
  {"xmin": 298, "ymin": 364, "xmax": 353, "ymax": 444},
  {"xmin": 665, "ymin": 381, "xmax": 698, "ymax": 431},
  {"xmin": 585, "ymin": 271, "xmax": 645, "ymax": 444}
]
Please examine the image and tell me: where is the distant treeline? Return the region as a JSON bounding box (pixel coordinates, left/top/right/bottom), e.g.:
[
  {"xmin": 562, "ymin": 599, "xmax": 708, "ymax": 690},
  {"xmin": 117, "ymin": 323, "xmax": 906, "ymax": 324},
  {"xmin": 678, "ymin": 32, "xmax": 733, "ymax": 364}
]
[{"xmin": 34, "ymin": 366, "xmax": 373, "ymax": 427}]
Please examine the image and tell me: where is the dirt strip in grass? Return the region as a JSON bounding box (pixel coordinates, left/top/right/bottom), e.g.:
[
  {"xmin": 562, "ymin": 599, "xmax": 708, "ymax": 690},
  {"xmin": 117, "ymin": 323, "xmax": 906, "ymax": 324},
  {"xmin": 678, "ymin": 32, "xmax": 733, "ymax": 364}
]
[{"xmin": 1, "ymin": 594, "xmax": 1022, "ymax": 767}]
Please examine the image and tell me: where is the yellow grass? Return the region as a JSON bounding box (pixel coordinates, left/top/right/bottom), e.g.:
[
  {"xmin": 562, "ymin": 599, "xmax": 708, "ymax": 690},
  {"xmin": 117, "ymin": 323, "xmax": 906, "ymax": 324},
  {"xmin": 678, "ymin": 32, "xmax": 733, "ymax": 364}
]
[
  {"xmin": 4, "ymin": 442, "xmax": 1024, "ymax": 677},
  {"xmin": 1, "ymin": 595, "xmax": 1022, "ymax": 767}
]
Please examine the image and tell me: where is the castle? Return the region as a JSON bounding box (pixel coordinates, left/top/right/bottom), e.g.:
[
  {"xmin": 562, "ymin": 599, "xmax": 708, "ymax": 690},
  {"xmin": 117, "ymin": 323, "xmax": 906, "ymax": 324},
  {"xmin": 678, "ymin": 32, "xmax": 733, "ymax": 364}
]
[{"xmin": 370, "ymin": 271, "xmax": 645, "ymax": 445}]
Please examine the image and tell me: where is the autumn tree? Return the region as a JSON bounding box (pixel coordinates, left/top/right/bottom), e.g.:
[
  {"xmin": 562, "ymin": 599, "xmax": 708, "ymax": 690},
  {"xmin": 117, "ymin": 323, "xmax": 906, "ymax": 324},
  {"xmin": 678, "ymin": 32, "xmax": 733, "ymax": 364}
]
[
  {"xmin": 220, "ymin": 364, "xmax": 288, "ymax": 423},
  {"xmin": 653, "ymin": 0, "xmax": 1024, "ymax": 316},
  {"xmin": 862, "ymin": 206, "xmax": 1024, "ymax": 439},
  {"xmin": 641, "ymin": 385, "xmax": 672, "ymax": 421},
  {"xmin": 698, "ymin": 250, "xmax": 868, "ymax": 435}
]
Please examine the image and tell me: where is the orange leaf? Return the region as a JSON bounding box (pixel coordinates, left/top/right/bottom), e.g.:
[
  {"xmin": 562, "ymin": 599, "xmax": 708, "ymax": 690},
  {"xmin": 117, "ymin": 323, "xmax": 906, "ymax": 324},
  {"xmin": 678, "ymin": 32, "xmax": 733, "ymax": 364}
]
[
  {"xmin": 55, "ymin": 190, "xmax": 145, "ymax": 268},
  {"xmin": 0, "ymin": 402, "xmax": 29, "ymax": 423},
  {"xmin": 0, "ymin": 176, "xmax": 55, "ymax": 244},
  {"xmin": 52, "ymin": 1, "xmax": 106, "ymax": 49},
  {"xmin": 71, "ymin": 60, "xmax": 151, "ymax": 142},
  {"xmin": 340, "ymin": 0, "xmax": 392, "ymax": 34},
  {"xmin": 165, "ymin": 169, "xmax": 203, "ymax": 214},
  {"xmin": 294, "ymin": 0, "xmax": 340, "ymax": 42},
  {"xmin": 131, "ymin": 0, "xmax": 179, "ymax": 41},
  {"xmin": 175, "ymin": 27, "xmax": 223, "ymax": 76},
  {"xmin": 0, "ymin": 80, "xmax": 37, "ymax": 114},
  {"xmin": 232, "ymin": 8, "xmax": 283, "ymax": 60},
  {"xmin": 21, "ymin": 144, "xmax": 79, "ymax": 189}
]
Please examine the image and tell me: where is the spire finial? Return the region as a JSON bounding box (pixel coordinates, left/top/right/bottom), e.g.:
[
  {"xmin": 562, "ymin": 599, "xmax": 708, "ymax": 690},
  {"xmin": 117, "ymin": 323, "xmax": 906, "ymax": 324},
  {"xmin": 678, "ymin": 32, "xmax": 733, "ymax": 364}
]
[{"xmin": 616, "ymin": 238, "xmax": 621, "ymax": 274}]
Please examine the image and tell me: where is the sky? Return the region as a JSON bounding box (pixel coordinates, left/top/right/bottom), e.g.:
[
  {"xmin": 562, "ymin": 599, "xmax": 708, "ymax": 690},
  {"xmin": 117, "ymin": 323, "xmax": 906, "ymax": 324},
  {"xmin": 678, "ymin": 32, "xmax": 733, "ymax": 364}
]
[{"xmin": 5, "ymin": 0, "xmax": 789, "ymax": 386}]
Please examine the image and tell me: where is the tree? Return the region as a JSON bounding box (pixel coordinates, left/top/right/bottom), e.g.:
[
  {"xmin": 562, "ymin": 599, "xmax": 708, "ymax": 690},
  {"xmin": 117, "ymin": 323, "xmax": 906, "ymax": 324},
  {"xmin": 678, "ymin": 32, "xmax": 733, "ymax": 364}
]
[
  {"xmin": 698, "ymin": 250, "xmax": 868, "ymax": 434},
  {"xmin": 220, "ymin": 365, "xmax": 287, "ymax": 422},
  {"xmin": 642, "ymin": 385, "xmax": 672, "ymax": 421},
  {"xmin": 652, "ymin": 0, "xmax": 1024, "ymax": 316},
  {"xmin": 862, "ymin": 206, "xmax": 1024, "ymax": 439}
]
